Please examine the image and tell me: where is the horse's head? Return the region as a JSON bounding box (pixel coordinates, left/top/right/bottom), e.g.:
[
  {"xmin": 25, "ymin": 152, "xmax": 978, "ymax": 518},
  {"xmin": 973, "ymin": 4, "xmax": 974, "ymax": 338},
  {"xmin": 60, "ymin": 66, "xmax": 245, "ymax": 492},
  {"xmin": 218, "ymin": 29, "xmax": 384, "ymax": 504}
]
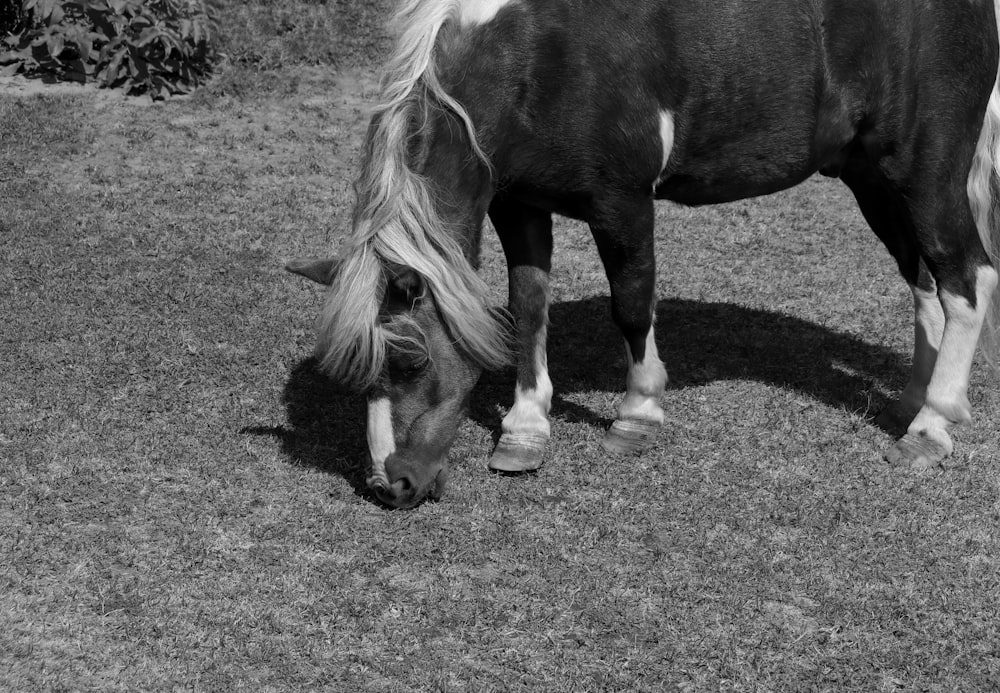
[{"xmin": 287, "ymin": 256, "xmax": 495, "ymax": 509}]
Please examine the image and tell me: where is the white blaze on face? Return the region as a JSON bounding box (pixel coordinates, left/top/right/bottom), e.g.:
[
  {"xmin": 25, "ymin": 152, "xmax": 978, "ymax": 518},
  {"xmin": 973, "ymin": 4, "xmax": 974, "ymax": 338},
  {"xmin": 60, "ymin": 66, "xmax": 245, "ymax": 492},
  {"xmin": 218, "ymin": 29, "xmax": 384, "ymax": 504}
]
[
  {"xmin": 654, "ymin": 109, "xmax": 675, "ymax": 192},
  {"xmin": 459, "ymin": 0, "xmax": 518, "ymax": 26},
  {"xmin": 366, "ymin": 396, "xmax": 396, "ymax": 486}
]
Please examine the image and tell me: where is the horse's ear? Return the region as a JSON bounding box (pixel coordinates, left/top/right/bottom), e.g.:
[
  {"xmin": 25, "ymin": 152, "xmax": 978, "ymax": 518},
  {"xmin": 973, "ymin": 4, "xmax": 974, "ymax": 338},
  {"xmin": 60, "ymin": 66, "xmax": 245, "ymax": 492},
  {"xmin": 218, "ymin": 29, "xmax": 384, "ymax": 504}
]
[
  {"xmin": 285, "ymin": 257, "xmax": 339, "ymax": 285},
  {"xmin": 385, "ymin": 264, "xmax": 424, "ymax": 311}
]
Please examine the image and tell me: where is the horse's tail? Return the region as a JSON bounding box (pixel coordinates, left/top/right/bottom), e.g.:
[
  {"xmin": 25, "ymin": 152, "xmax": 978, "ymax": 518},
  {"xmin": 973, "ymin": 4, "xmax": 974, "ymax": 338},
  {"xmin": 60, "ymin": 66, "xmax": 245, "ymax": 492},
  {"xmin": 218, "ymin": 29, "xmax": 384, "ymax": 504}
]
[{"xmin": 968, "ymin": 0, "xmax": 1000, "ymax": 366}]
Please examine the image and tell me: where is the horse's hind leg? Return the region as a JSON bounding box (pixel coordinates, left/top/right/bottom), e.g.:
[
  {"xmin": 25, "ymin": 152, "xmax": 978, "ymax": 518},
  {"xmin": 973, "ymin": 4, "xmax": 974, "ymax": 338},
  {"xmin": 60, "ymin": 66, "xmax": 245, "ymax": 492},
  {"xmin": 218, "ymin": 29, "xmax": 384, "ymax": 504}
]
[
  {"xmin": 488, "ymin": 197, "xmax": 554, "ymax": 472},
  {"xmin": 879, "ymin": 263, "xmax": 945, "ymax": 434},
  {"xmin": 589, "ymin": 196, "xmax": 667, "ymax": 455},
  {"xmin": 895, "ymin": 249, "xmax": 997, "ymax": 468},
  {"xmin": 847, "ymin": 149, "xmax": 997, "ymax": 469},
  {"xmin": 842, "ymin": 173, "xmax": 944, "ymax": 433}
]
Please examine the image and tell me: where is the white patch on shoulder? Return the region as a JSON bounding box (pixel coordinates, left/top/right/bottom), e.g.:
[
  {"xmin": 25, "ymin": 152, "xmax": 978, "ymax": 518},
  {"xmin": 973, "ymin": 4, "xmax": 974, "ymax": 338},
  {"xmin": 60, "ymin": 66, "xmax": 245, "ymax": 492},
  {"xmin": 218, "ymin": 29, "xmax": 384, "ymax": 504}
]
[
  {"xmin": 654, "ymin": 109, "xmax": 675, "ymax": 192},
  {"xmin": 459, "ymin": 0, "xmax": 517, "ymax": 26}
]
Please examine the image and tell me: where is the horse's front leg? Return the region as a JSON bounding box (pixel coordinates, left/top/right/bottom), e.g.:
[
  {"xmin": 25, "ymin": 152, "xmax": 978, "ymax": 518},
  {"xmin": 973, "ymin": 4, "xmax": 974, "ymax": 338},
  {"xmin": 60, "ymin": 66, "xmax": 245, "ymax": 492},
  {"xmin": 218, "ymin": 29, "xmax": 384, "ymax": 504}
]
[
  {"xmin": 488, "ymin": 197, "xmax": 554, "ymax": 472},
  {"xmin": 589, "ymin": 196, "xmax": 667, "ymax": 455}
]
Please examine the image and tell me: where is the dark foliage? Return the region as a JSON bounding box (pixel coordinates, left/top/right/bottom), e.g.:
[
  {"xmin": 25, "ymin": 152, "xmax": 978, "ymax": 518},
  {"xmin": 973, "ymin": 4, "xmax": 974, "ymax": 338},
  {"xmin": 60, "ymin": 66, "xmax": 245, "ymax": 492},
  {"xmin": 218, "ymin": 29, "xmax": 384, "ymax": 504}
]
[
  {"xmin": 0, "ymin": 0, "xmax": 218, "ymax": 97},
  {"xmin": 1, "ymin": 0, "xmax": 28, "ymax": 35}
]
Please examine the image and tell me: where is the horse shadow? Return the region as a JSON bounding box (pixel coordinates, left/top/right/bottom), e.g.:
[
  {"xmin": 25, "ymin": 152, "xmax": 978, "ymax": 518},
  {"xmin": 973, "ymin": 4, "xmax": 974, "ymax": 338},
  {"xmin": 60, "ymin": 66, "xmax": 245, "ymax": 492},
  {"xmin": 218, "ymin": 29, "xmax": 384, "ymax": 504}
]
[
  {"xmin": 242, "ymin": 359, "xmax": 373, "ymax": 498},
  {"xmin": 250, "ymin": 296, "xmax": 907, "ymax": 487}
]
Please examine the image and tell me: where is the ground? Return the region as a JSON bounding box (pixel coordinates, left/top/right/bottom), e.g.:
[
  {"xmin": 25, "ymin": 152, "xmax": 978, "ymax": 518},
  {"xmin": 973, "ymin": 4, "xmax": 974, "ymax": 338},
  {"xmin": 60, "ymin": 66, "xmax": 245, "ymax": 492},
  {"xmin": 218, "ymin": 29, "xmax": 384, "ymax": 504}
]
[{"xmin": 2, "ymin": 15, "xmax": 1000, "ymax": 692}]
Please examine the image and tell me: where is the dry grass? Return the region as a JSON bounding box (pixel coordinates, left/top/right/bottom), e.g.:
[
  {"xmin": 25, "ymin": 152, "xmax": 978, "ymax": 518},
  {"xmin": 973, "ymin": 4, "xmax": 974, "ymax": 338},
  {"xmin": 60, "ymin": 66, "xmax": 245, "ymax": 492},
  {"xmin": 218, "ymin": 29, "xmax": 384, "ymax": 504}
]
[
  {"xmin": 215, "ymin": 0, "xmax": 393, "ymax": 70},
  {"xmin": 2, "ymin": 2, "xmax": 1000, "ymax": 690}
]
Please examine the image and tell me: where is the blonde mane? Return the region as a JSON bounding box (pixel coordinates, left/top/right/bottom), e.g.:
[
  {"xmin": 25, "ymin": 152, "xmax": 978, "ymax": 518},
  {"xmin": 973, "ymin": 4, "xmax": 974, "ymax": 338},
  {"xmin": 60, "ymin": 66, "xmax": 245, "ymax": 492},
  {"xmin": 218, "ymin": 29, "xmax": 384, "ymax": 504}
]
[{"xmin": 316, "ymin": 0, "xmax": 509, "ymax": 389}]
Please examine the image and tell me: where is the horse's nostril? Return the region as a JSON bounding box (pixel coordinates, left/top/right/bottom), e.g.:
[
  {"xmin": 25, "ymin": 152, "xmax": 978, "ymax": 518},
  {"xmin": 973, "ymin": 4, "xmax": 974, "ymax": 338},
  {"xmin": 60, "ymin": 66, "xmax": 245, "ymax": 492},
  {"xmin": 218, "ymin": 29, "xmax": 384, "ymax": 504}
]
[
  {"xmin": 372, "ymin": 475, "xmax": 419, "ymax": 509},
  {"xmin": 377, "ymin": 453, "xmax": 444, "ymax": 508}
]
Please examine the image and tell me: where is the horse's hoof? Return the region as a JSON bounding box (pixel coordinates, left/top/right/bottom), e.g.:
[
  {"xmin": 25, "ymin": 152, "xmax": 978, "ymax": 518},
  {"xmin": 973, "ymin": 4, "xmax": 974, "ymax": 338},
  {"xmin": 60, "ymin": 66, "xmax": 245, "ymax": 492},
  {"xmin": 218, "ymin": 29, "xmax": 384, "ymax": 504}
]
[
  {"xmin": 874, "ymin": 400, "xmax": 919, "ymax": 435},
  {"xmin": 884, "ymin": 432, "xmax": 950, "ymax": 470},
  {"xmin": 602, "ymin": 419, "xmax": 661, "ymax": 456},
  {"xmin": 489, "ymin": 433, "xmax": 547, "ymax": 472}
]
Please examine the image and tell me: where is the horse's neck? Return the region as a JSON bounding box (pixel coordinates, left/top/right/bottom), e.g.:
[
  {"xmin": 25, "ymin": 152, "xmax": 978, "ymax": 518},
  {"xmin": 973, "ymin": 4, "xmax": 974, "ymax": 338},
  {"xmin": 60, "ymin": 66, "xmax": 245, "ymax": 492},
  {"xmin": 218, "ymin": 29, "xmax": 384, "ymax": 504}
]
[{"xmin": 413, "ymin": 106, "xmax": 494, "ymax": 265}]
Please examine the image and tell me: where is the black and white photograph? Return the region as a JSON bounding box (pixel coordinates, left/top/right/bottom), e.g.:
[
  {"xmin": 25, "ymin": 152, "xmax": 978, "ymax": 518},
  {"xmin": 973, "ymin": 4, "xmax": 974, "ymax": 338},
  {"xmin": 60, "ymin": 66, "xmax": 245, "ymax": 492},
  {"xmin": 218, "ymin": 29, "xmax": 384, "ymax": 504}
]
[{"xmin": 2, "ymin": 0, "xmax": 999, "ymax": 689}]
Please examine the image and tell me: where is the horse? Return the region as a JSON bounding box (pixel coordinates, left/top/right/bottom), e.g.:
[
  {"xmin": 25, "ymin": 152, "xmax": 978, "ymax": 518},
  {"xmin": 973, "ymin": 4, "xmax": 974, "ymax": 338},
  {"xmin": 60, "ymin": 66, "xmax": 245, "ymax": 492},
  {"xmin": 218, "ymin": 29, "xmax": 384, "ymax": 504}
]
[{"xmin": 287, "ymin": 0, "xmax": 1000, "ymax": 509}]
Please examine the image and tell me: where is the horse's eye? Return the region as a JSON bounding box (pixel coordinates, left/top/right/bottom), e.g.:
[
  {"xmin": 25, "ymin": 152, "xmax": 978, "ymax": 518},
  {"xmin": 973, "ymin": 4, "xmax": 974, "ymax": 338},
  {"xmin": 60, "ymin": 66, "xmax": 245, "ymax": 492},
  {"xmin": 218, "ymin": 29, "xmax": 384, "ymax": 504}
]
[
  {"xmin": 388, "ymin": 351, "xmax": 428, "ymax": 378},
  {"xmin": 404, "ymin": 360, "xmax": 425, "ymax": 374}
]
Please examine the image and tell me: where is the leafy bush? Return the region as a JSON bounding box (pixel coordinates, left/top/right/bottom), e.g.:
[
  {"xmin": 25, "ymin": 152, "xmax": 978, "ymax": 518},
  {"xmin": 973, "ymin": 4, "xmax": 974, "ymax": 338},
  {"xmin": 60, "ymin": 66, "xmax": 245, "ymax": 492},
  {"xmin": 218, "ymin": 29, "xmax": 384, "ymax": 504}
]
[
  {"xmin": 0, "ymin": 0, "xmax": 218, "ymax": 97},
  {"xmin": 1, "ymin": 1, "xmax": 28, "ymax": 36}
]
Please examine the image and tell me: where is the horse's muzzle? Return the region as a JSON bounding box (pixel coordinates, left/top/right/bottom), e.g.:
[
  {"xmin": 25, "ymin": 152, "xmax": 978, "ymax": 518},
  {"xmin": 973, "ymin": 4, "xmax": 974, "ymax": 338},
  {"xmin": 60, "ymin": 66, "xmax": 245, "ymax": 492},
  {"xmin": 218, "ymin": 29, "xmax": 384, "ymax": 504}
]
[{"xmin": 369, "ymin": 452, "xmax": 448, "ymax": 509}]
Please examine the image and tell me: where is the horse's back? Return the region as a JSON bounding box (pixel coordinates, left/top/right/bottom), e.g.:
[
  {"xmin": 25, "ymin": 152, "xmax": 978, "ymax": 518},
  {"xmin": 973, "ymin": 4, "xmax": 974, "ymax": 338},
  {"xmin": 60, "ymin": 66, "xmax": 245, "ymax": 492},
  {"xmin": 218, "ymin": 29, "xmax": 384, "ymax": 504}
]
[{"xmin": 441, "ymin": 0, "xmax": 997, "ymax": 210}]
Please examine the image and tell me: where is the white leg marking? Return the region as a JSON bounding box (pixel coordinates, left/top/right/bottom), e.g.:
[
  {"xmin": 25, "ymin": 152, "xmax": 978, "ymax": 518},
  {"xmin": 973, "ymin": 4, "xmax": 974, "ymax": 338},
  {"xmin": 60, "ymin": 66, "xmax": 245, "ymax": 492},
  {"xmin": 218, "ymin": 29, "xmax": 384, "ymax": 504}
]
[
  {"xmin": 501, "ymin": 323, "xmax": 552, "ymax": 443},
  {"xmin": 459, "ymin": 0, "xmax": 517, "ymax": 26},
  {"xmin": 619, "ymin": 326, "xmax": 667, "ymax": 424},
  {"xmin": 898, "ymin": 284, "xmax": 945, "ymax": 413},
  {"xmin": 367, "ymin": 396, "xmax": 396, "ymax": 485},
  {"xmin": 653, "ymin": 110, "xmax": 675, "ymax": 193},
  {"xmin": 908, "ymin": 265, "xmax": 999, "ymax": 448}
]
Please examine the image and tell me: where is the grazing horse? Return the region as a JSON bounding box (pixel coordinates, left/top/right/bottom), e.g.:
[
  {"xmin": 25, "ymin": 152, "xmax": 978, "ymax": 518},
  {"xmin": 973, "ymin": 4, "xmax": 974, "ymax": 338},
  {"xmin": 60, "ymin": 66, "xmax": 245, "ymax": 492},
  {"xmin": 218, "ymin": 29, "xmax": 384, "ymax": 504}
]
[{"xmin": 288, "ymin": 0, "xmax": 1000, "ymax": 508}]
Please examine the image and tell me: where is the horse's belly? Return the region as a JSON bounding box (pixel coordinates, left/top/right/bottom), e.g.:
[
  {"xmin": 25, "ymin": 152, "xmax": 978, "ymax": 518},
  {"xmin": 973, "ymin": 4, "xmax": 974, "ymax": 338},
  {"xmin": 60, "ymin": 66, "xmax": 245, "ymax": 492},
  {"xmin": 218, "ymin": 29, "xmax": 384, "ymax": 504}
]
[
  {"xmin": 654, "ymin": 118, "xmax": 843, "ymax": 206},
  {"xmin": 655, "ymin": 162, "xmax": 816, "ymax": 206}
]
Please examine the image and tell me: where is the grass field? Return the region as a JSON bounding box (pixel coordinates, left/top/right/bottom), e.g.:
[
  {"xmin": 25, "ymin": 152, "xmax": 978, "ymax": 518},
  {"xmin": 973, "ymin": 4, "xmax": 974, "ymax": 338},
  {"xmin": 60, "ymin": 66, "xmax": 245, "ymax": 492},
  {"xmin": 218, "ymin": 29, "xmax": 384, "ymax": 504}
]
[{"xmin": 3, "ymin": 2, "xmax": 1000, "ymax": 690}]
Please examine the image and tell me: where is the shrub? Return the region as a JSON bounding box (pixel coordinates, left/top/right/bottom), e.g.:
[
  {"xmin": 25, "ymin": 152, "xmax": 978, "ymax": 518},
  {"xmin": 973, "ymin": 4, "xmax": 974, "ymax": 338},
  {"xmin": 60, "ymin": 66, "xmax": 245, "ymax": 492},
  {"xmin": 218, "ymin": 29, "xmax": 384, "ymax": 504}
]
[
  {"xmin": 1, "ymin": 1, "xmax": 28, "ymax": 36},
  {"xmin": 0, "ymin": 0, "xmax": 218, "ymax": 98}
]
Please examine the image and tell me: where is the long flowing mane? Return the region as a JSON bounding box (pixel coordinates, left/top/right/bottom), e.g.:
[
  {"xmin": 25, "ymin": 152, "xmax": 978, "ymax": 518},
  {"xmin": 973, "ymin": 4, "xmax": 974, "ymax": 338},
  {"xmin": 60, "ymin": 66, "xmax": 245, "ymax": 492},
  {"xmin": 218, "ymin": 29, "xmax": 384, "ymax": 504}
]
[{"xmin": 316, "ymin": 0, "xmax": 509, "ymax": 389}]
